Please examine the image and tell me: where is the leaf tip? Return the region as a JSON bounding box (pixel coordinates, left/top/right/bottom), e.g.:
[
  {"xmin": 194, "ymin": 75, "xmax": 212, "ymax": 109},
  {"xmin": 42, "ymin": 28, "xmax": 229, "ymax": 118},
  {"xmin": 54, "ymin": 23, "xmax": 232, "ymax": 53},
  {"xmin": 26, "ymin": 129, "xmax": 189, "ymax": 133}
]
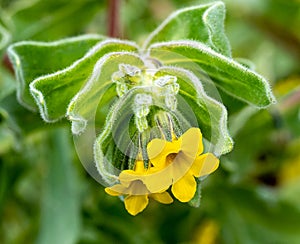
[{"xmin": 68, "ymin": 115, "xmax": 88, "ymax": 135}]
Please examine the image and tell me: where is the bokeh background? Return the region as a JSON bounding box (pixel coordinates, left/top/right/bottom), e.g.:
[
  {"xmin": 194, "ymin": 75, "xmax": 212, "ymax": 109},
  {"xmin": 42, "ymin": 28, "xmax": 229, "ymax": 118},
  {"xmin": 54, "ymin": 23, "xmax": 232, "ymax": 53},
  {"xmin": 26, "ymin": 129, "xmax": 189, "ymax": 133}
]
[{"xmin": 0, "ymin": 0, "xmax": 300, "ymax": 243}]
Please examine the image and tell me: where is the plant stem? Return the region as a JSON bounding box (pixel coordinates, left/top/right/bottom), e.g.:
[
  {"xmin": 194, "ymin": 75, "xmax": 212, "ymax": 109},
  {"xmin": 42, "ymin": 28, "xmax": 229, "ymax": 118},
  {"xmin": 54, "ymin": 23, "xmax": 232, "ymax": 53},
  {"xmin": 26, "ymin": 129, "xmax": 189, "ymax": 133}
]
[
  {"xmin": 107, "ymin": 0, "xmax": 121, "ymax": 38},
  {"xmin": 2, "ymin": 54, "xmax": 14, "ymax": 74}
]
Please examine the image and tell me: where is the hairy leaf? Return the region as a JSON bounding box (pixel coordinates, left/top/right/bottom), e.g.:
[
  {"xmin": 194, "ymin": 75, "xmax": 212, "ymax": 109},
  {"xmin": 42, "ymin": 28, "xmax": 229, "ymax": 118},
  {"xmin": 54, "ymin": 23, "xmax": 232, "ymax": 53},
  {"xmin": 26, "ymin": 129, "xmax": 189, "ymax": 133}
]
[
  {"xmin": 7, "ymin": 34, "xmax": 104, "ymax": 109},
  {"xmin": 9, "ymin": 38, "xmax": 138, "ymax": 122},
  {"xmin": 67, "ymin": 52, "xmax": 145, "ymax": 134},
  {"xmin": 30, "ymin": 40, "xmax": 138, "ymax": 122},
  {"xmin": 143, "ymin": 1, "xmax": 231, "ymax": 57},
  {"xmin": 149, "ymin": 41, "xmax": 276, "ymax": 107}
]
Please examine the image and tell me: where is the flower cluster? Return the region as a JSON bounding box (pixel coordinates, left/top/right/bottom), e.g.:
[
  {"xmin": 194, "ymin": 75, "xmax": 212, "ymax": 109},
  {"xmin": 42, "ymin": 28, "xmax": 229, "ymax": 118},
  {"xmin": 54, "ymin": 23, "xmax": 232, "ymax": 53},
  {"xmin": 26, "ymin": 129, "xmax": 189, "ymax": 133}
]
[{"xmin": 105, "ymin": 127, "xmax": 219, "ymax": 215}]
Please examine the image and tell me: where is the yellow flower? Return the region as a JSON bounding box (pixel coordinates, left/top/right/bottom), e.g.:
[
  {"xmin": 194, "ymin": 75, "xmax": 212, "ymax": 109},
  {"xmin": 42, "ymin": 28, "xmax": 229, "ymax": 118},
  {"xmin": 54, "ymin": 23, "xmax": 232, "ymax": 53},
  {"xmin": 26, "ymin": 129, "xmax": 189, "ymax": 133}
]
[
  {"xmin": 105, "ymin": 127, "xmax": 219, "ymax": 215},
  {"xmin": 147, "ymin": 127, "xmax": 219, "ymax": 202},
  {"xmin": 105, "ymin": 160, "xmax": 173, "ymax": 216}
]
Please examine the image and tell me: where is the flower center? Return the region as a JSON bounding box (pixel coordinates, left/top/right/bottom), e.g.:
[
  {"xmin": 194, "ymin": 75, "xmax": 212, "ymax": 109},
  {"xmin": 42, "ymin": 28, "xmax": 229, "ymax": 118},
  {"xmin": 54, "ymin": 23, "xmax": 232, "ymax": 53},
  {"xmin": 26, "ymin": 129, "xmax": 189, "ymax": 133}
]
[
  {"xmin": 166, "ymin": 153, "xmax": 177, "ymax": 165},
  {"xmin": 129, "ymin": 179, "xmax": 150, "ymax": 195}
]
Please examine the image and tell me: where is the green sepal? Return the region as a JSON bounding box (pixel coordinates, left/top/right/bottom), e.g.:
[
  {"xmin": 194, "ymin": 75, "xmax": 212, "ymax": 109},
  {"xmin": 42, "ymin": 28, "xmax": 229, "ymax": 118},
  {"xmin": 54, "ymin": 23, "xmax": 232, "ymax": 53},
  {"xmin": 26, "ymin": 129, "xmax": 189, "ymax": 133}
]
[
  {"xmin": 93, "ymin": 85, "xmax": 190, "ymax": 185},
  {"xmin": 94, "ymin": 89, "xmax": 144, "ymax": 185},
  {"xmin": 143, "ymin": 1, "xmax": 231, "ymax": 57},
  {"xmin": 154, "ymin": 66, "xmax": 233, "ymax": 155},
  {"xmin": 93, "ymin": 79, "xmax": 224, "ymax": 184},
  {"xmin": 67, "ymin": 52, "xmax": 145, "ymax": 134},
  {"xmin": 189, "ymin": 179, "xmax": 201, "ymax": 208},
  {"xmin": 149, "ymin": 41, "xmax": 276, "ymax": 108},
  {"xmin": 7, "ymin": 34, "xmax": 105, "ymax": 110}
]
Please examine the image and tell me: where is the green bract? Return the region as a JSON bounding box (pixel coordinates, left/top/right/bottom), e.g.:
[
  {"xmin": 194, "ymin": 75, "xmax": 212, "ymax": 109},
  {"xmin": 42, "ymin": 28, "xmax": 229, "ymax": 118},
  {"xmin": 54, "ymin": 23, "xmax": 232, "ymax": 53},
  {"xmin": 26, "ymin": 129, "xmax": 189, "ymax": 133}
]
[{"xmin": 7, "ymin": 1, "xmax": 275, "ymax": 188}]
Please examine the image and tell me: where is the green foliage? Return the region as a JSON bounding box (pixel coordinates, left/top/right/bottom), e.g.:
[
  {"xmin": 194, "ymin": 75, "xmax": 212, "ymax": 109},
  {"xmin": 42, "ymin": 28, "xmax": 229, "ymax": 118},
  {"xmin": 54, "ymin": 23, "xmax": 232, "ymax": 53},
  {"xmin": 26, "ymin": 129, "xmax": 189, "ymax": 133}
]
[
  {"xmin": 149, "ymin": 41, "xmax": 275, "ymax": 107},
  {"xmin": 0, "ymin": 0, "xmax": 299, "ymax": 243},
  {"xmin": 7, "ymin": 1, "xmax": 274, "ymax": 163},
  {"xmin": 205, "ymin": 183, "xmax": 300, "ymax": 244},
  {"xmin": 7, "ymin": 35, "xmax": 104, "ymax": 110},
  {"xmin": 37, "ymin": 129, "xmax": 81, "ymax": 244},
  {"xmin": 0, "ymin": 23, "xmax": 10, "ymax": 50},
  {"xmin": 4, "ymin": 0, "xmax": 103, "ymax": 42},
  {"xmin": 0, "ymin": 66, "xmax": 15, "ymax": 101},
  {"xmin": 143, "ymin": 2, "xmax": 231, "ymax": 57},
  {"xmin": 154, "ymin": 67, "xmax": 233, "ymax": 155},
  {"xmin": 67, "ymin": 50, "xmax": 141, "ymax": 132}
]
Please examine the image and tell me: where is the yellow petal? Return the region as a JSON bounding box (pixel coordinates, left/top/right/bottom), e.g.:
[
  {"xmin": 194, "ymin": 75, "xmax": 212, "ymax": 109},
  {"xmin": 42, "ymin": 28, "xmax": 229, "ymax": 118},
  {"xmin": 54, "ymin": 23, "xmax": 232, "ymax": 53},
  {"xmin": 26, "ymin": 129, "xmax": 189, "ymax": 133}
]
[
  {"xmin": 192, "ymin": 153, "xmax": 219, "ymax": 178},
  {"xmin": 119, "ymin": 161, "xmax": 151, "ymax": 186},
  {"xmin": 124, "ymin": 195, "xmax": 149, "ymax": 216},
  {"xmin": 118, "ymin": 160, "xmax": 148, "ymax": 186},
  {"xmin": 105, "ymin": 184, "xmax": 127, "ymax": 196},
  {"xmin": 171, "ymin": 173, "xmax": 197, "ymax": 202},
  {"xmin": 171, "ymin": 152, "xmax": 195, "ymax": 180},
  {"xmin": 180, "ymin": 127, "xmax": 203, "ymax": 157},
  {"xmin": 127, "ymin": 180, "xmax": 150, "ymax": 195},
  {"xmin": 141, "ymin": 168, "xmax": 173, "ymax": 193},
  {"xmin": 150, "ymin": 192, "xmax": 173, "ymax": 204},
  {"xmin": 142, "ymin": 153, "xmax": 193, "ymax": 193},
  {"xmin": 134, "ymin": 160, "xmax": 146, "ymax": 174},
  {"xmin": 120, "ymin": 161, "xmax": 146, "ymax": 178},
  {"xmin": 147, "ymin": 138, "xmax": 180, "ymax": 168},
  {"xmin": 105, "ymin": 188, "xmax": 120, "ymax": 196},
  {"xmin": 119, "ymin": 170, "xmax": 145, "ymax": 187},
  {"xmin": 119, "ymin": 167, "xmax": 172, "ymax": 193},
  {"xmin": 147, "ymin": 138, "xmax": 168, "ymax": 159},
  {"xmin": 119, "ymin": 170, "xmax": 144, "ymax": 187}
]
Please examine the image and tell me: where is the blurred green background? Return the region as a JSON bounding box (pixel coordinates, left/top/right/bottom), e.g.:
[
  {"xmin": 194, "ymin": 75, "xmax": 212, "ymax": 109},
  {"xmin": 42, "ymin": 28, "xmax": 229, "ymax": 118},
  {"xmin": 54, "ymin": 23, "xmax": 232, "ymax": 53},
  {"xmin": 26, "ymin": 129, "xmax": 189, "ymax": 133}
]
[{"xmin": 0, "ymin": 0, "xmax": 300, "ymax": 243}]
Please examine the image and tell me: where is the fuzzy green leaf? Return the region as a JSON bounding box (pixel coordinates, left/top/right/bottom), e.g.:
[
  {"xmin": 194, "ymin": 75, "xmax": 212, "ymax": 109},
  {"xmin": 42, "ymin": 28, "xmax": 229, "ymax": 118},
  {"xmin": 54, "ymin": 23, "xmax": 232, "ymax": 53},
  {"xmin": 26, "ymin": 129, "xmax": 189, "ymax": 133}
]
[
  {"xmin": 67, "ymin": 52, "xmax": 145, "ymax": 134},
  {"xmin": 94, "ymin": 89, "xmax": 143, "ymax": 185},
  {"xmin": 149, "ymin": 41, "xmax": 276, "ymax": 107},
  {"xmin": 189, "ymin": 179, "xmax": 201, "ymax": 208},
  {"xmin": 143, "ymin": 1, "xmax": 231, "ymax": 57},
  {"xmin": 8, "ymin": 38, "xmax": 138, "ymax": 121},
  {"xmin": 7, "ymin": 34, "xmax": 104, "ymax": 109},
  {"xmin": 30, "ymin": 40, "xmax": 138, "ymax": 122}
]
